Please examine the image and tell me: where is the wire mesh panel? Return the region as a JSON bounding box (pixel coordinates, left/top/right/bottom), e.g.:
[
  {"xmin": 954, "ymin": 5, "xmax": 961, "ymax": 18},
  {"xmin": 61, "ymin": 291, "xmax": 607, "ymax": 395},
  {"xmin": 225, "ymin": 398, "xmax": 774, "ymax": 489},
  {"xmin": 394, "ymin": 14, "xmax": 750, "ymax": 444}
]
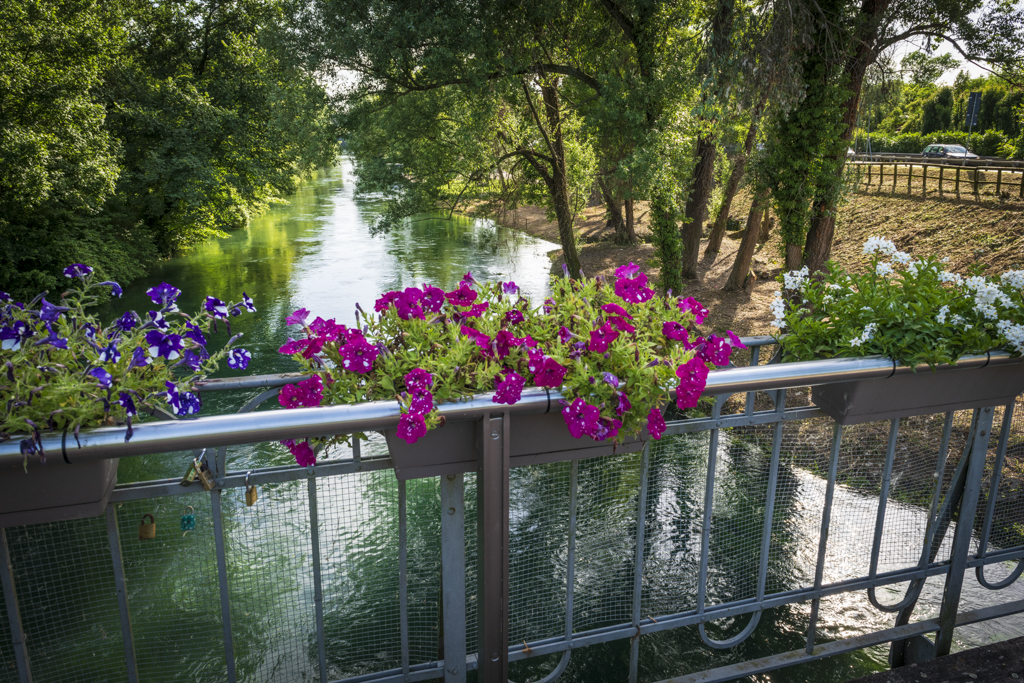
[
  {"xmin": 0, "ymin": 575, "xmax": 17, "ymax": 683},
  {"xmin": 572, "ymin": 452, "xmax": 643, "ymax": 632},
  {"xmin": 223, "ymin": 480, "xmax": 317, "ymax": 682},
  {"xmin": 116, "ymin": 493, "xmax": 227, "ymax": 683},
  {"xmin": 507, "ymin": 461, "xmax": 572, "ymax": 645},
  {"xmin": 317, "ymin": 469, "xmax": 439, "ymax": 679},
  {"xmin": 3, "ymin": 517, "xmax": 126, "ymax": 683}
]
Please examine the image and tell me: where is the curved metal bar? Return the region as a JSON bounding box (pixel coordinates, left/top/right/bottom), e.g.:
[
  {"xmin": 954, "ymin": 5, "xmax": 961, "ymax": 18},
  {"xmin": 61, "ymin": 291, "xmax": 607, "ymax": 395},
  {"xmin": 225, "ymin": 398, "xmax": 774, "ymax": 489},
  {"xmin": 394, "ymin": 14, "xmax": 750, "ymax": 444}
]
[
  {"xmin": 976, "ymin": 402, "xmax": 1024, "ymax": 590},
  {"xmin": 867, "ymin": 419, "xmax": 922, "ymax": 613},
  {"xmin": 699, "ymin": 611, "xmax": 764, "ymax": 649},
  {"xmin": 508, "ymin": 650, "xmax": 571, "ymax": 683}
]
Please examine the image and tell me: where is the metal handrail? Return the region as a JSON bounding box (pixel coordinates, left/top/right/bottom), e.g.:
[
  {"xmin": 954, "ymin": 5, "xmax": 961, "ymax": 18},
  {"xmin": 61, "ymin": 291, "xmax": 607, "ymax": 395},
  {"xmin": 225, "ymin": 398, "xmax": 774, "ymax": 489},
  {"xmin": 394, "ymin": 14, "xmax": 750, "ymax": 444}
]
[{"xmin": 1, "ymin": 349, "xmax": 1019, "ymax": 468}]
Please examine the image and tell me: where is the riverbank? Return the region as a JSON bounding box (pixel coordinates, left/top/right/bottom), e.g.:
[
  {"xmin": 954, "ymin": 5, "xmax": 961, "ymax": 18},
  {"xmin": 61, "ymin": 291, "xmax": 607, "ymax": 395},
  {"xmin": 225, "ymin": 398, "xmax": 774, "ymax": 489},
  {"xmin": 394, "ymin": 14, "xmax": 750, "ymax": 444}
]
[{"xmin": 480, "ymin": 188, "xmax": 1024, "ymax": 339}]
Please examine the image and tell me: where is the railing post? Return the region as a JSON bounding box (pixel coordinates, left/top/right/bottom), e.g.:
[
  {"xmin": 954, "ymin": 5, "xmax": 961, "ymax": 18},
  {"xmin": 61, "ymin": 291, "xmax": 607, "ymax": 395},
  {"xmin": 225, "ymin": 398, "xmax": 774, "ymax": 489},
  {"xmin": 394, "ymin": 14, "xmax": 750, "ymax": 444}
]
[
  {"xmin": 440, "ymin": 472, "xmax": 467, "ymax": 683},
  {"xmin": 935, "ymin": 406, "xmax": 996, "ymax": 656},
  {"xmin": 105, "ymin": 506, "xmax": 139, "ymax": 683},
  {"xmin": 0, "ymin": 528, "xmax": 32, "ymax": 683},
  {"xmin": 308, "ymin": 478, "xmax": 328, "ymax": 683},
  {"xmin": 629, "ymin": 443, "xmax": 652, "ymax": 683},
  {"xmin": 477, "ymin": 414, "xmax": 509, "ymax": 683},
  {"xmin": 210, "ymin": 489, "xmax": 237, "ymax": 682}
]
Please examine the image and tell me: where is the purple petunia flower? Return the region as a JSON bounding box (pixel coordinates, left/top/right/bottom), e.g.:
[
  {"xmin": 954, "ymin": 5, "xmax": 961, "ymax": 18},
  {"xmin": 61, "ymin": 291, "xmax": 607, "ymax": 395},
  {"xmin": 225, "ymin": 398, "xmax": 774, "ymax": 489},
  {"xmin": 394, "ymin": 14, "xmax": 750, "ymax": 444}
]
[
  {"xmin": 462, "ymin": 271, "xmax": 478, "ymax": 285},
  {"xmin": 404, "ymin": 368, "xmax": 433, "ymax": 394},
  {"xmin": 543, "ymin": 298, "xmax": 555, "ymax": 314},
  {"xmin": 179, "ymin": 349, "xmax": 204, "ymax": 371},
  {"xmin": 39, "ymin": 298, "xmax": 70, "ymax": 322},
  {"xmin": 82, "ymin": 323, "xmax": 97, "ymax": 339},
  {"xmin": 663, "ymin": 321, "xmax": 688, "ymax": 342},
  {"xmin": 227, "ymin": 348, "xmax": 251, "ymax": 370},
  {"xmin": 145, "ymin": 330, "xmax": 183, "ymax": 360},
  {"xmin": 286, "ymin": 307, "xmax": 310, "ymax": 325},
  {"xmin": 504, "ymin": 310, "xmax": 524, "ymax": 326},
  {"xmin": 445, "ymin": 283, "xmax": 478, "ymax": 306},
  {"xmin": 282, "ymin": 440, "xmax": 317, "ymax": 467},
  {"xmin": 678, "ymin": 297, "xmax": 709, "ymax": 325},
  {"xmin": 2, "ymin": 321, "xmax": 34, "ymax": 350},
  {"xmin": 242, "ymin": 292, "xmax": 256, "ymax": 313},
  {"xmin": 561, "ymin": 263, "xmax": 570, "ymax": 278},
  {"xmin": 615, "ymin": 392, "xmax": 631, "ymax": 417},
  {"xmin": 493, "ymin": 330, "xmax": 524, "ymax": 359},
  {"xmin": 118, "ymin": 392, "xmax": 137, "ymax": 417},
  {"xmin": 614, "ymin": 274, "xmax": 654, "ymax": 304},
  {"xmin": 0, "ymin": 291, "xmax": 9, "ymax": 303},
  {"xmin": 588, "ymin": 324, "xmax": 619, "ymax": 353},
  {"xmin": 115, "ymin": 311, "xmax": 137, "ymax": 333},
  {"xmin": 534, "ymin": 357, "xmax": 568, "ymax": 388},
  {"xmin": 33, "ymin": 323, "xmax": 68, "ymax": 349},
  {"xmin": 502, "ymin": 281, "xmax": 519, "ymax": 295},
  {"xmin": 98, "ymin": 340, "xmax": 120, "ymax": 363},
  {"xmin": 126, "ymin": 347, "xmax": 151, "ymax": 371},
  {"xmin": 204, "ymin": 296, "xmax": 228, "ymax": 319},
  {"xmin": 700, "ymin": 335, "xmax": 732, "ymax": 366},
  {"xmin": 562, "ymin": 398, "xmax": 601, "ymax": 439},
  {"xmin": 461, "ymin": 325, "xmax": 492, "ymax": 354},
  {"xmin": 421, "ymin": 285, "xmax": 445, "ymax": 313},
  {"xmin": 568, "ymin": 341, "xmax": 587, "ymax": 360},
  {"xmin": 63, "ymin": 264, "xmax": 93, "ymax": 278},
  {"xmin": 98, "ymin": 281, "xmax": 122, "ymax": 298},
  {"xmin": 558, "ymin": 326, "xmax": 573, "ymax": 344},
  {"xmin": 374, "ymin": 292, "xmax": 400, "ymax": 313},
  {"xmin": 590, "ymin": 417, "xmax": 622, "ymax": 441},
  {"xmin": 647, "ymin": 408, "xmax": 666, "ymax": 440},
  {"xmin": 89, "ymin": 367, "xmax": 113, "ymax": 387},
  {"xmin": 676, "ymin": 357, "xmax": 709, "ymax": 409},
  {"xmin": 184, "ymin": 322, "xmax": 207, "ymax": 346},
  {"xmin": 396, "ymin": 412, "xmax": 427, "ymax": 444},
  {"xmin": 339, "ymin": 335, "xmax": 377, "ymax": 373},
  {"xmin": 460, "ymin": 302, "xmax": 489, "ymax": 318},
  {"xmin": 309, "ymin": 317, "xmax": 345, "ymax": 340},
  {"xmin": 395, "ymin": 288, "xmax": 425, "ymax": 320},
  {"xmin": 602, "ymin": 372, "xmax": 620, "ymax": 388},
  {"xmin": 148, "ymin": 311, "xmax": 169, "ymax": 330},
  {"xmin": 606, "ymin": 316, "xmax": 635, "ymax": 333},
  {"xmin": 615, "ymin": 263, "xmax": 640, "ymax": 279},
  {"xmin": 278, "ymin": 375, "xmax": 324, "ymax": 409},
  {"xmin": 725, "ymin": 331, "xmax": 747, "ymax": 349},
  {"xmin": 408, "ymin": 391, "xmax": 433, "ymax": 415},
  {"xmin": 493, "ymin": 371, "xmax": 525, "ymax": 405},
  {"xmin": 146, "ymin": 282, "xmax": 181, "ymax": 308},
  {"xmin": 601, "ymin": 303, "xmax": 633, "ymax": 319}
]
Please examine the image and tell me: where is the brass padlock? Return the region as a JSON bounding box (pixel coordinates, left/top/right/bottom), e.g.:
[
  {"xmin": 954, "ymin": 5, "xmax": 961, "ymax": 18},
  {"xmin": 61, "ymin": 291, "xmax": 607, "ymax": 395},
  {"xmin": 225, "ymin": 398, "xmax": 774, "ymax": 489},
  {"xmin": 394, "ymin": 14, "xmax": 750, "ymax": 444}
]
[
  {"xmin": 196, "ymin": 459, "xmax": 215, "ymax": 491},
  {"xmin": 138, "ymin": 514, "xmax": 156, "ymax": 540},
  {"xmin": 244, "ymin": 471, "xmax": 257, "ymax": 507},
  {"xmin": 180, "ymin": 460, "xmax": 198, "ymax": 486}
]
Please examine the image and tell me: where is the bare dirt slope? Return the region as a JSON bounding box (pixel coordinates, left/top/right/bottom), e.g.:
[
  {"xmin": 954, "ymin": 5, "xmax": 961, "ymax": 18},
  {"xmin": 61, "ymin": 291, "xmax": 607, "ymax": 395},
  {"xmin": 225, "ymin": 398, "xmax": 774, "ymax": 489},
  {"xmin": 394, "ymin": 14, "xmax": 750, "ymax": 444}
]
[{"xmin": 482, "ymin": 190, "xmax": 1024, "ymax": 338}]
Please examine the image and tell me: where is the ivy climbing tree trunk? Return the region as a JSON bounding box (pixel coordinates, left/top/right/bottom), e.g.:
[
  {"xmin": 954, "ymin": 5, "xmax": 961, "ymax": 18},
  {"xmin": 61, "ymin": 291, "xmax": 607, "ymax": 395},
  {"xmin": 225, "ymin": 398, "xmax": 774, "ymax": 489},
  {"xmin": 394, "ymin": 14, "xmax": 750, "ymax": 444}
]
[
  {"xmin": 724, "ymin": 190, "xmax": 766, "ymax": 291},
  {"xmin": 651, "ymin": 188, "xmax": 682, "ymax": 295}
]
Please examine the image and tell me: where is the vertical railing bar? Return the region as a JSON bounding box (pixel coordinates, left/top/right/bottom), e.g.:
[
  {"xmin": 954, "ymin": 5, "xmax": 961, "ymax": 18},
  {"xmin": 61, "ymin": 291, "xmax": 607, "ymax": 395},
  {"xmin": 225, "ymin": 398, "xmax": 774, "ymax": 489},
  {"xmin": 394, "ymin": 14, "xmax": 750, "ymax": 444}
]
[
  {"xmin": 976, "ymin": 402, "xmax": 1015, "ymax": 561},
  {"xmin": 745, "ymin": 346, "xmax": 761, "ymax": 416},
  {"xmin": 565, "ymin": 460, "xmax": 577, "ymax": 648},
  {"xmin": 868, "ymin": 419, "xmax": 900, "ymax": 582},
  {"xmin": 806, "ymin": 423, "xmax": 843, "ymax": 654},
  {"xmin": 696, "ymin": 398, "xmax": 725, "ymax": 617},
  {"xmin": 105, "ymin": 505, "xmax": 139, "ymax": 683},
  {"xmin": 309, "ymin": 477, "xmax": 328, "ymax": 683},
  {"xmin": 441, "ymin": 473, "xmax": 467, "ymax": 683},
  {"xmin": 755, "ymin": 413, "xmax": 785, "ymax": 601},
  {"xmin": 210, "ymin": 489, "xmax": 237, "ymax": 683},
  {"xmin": 353, "ymin": 437, "xmax": 361, "ymax": 463},
  {"xmin": 936, "ymin": 407, "xmax": 996, "ymax": 655},
  {"xmin": 399, "ymin": 479, "xmax": 410, "ymax": 679},
  {"xmin": 0, "ymin": 527, "xmax": 32, "ymax": 683},
  {"xmin": 629, "ymin": 442, "xmax": 652, "ymax": 683}
]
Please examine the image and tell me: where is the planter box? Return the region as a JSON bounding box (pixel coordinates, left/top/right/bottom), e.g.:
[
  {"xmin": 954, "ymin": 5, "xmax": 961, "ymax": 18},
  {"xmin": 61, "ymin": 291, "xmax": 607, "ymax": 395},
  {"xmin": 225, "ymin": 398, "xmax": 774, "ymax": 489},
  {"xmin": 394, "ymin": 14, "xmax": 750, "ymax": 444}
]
[
  {"xmin": 811, "ymin": 362, "xmax": 1024, "ymax": 425},
  {"xmin": 384, "ymin": 411, "xmax": 649, "ymax": 480},
  {"xmin": 0, "ymin": 458, "xmax": 119, "ymax": 527}
]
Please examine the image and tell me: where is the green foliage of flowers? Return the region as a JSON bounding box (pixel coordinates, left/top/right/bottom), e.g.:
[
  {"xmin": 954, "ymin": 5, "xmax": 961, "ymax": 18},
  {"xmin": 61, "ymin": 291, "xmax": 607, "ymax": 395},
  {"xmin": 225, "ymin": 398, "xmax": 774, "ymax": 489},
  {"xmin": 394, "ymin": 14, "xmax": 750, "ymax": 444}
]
[
  {"xmin": 770, "ymin": 237, "xmax": 1024, "ymax": 367},
  {"xmin": 0, "ymin": 267, "xmax": 253, "ymax": 461}
]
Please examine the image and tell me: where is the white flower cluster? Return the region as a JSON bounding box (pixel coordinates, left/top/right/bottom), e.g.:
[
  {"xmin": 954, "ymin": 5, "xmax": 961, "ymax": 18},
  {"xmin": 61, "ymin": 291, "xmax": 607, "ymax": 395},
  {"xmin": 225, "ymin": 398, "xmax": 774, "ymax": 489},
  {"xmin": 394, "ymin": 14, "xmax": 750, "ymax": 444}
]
[
  {"xmin": 964, "ymin": 276, "xmax": 1017, "ymax": 320},
  {"xmin": 783, "ymin": 266, "xmax": 810, "ymax": 291},
  {"xmin": 937, "ymin": 305, "xmax": 949, "ymax": 324},
  {"xmin": 891, "ymin": 251, "xmax": 912, "ymax": 265},
  {"xmin": 770, "ymin": 292, "xmax": 787, "ymax": 328},
  {"xmin": 997, "ymin": 320, "xmax": 1024, "ymax": 354},
  {"xmin": 939, "ymin": 270, "xmax": 963, "ymax": 285},
  {"xmin": 1000, "ymin": 271, "xmax": 1024, "ymax": 290},
  {"xmin": 863, "ymin": 237, "xmax": 898, "ymax": 256},
  {"xmin": 849, "ymin": 322, "xmax": 877, "ymax": 348},
  {"xmin": 905, "ymin": 259, "xmax": 928, "ymax": 276},
  {"xmin": 875, "ymin": 262, "xmax": 894, "ymax": 277}
]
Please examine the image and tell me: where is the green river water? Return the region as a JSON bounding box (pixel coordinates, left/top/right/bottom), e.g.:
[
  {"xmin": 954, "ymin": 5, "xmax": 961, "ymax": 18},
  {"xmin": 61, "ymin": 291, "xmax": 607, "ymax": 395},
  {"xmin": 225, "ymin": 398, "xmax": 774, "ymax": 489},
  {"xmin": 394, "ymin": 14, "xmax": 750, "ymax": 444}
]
[{"xmin": 3, "ymin": 159, "xmax": 1022, "ymax": 683}]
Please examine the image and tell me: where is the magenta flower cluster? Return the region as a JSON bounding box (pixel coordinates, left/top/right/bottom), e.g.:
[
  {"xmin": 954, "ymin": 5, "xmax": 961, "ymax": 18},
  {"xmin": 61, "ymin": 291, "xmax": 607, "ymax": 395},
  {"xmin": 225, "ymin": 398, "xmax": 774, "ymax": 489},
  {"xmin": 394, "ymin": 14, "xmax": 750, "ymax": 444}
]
[{"xmin": 397, "ymin": 369, "xmax": 435, "ymax": 444}]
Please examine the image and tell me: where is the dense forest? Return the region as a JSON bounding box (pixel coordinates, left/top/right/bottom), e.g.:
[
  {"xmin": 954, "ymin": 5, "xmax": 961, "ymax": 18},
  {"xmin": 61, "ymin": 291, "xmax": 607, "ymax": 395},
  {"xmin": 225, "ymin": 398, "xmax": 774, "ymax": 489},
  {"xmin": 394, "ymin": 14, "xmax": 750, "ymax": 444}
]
[{"xmin": 0, "ymin": 0, "xmax": 339, "ymax": 299}]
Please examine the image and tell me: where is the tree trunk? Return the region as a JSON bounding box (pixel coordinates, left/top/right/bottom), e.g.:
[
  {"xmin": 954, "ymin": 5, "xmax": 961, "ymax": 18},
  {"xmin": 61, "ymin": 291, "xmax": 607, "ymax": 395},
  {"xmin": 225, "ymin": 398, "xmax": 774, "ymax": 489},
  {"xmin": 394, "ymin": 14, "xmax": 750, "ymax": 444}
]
[
  {"xmin": 682, "ymin": 136, "xmax": 716, "ymax": 279},
  {"xmin": 724, "ymin": 192, "xmax": 766, "ymax": 291},
  {"xmin": 759, "ymin": 206, "xmax": 772, "ymax": 242},
  {"xmin": 706, "ymin": 113, "xmax": 760, "ymax": 257},
  {"xmin": 803, "ymin": 0, "xmax": 889, "ymax": 273},
  {"xmin": 541, "ymin": 83, "xmax": 582, "ymax": 278},
  {"xmin": 597, "ymin": 177, "xmax": 626, "ymax": 239},
  {"xmin": 624, "ymin": 197, "xmax": 636, "ymax": 243},
  {"xmin": 785, "ymin": 243, "xmax": 802, "ymax": 271}
]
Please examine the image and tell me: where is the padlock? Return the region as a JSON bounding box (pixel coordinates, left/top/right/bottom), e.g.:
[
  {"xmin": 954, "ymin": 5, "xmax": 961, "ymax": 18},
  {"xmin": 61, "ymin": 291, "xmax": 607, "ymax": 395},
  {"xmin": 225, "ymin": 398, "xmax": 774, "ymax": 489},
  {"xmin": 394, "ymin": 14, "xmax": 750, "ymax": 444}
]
[
  {"xmin": 138, "ymin": 514, "xmax": 156, "ymax": 540},
  {"xmin": 180, "ymin": 505, "xmax": 196, "ymax": 532},
  {"xmin": 244, "ymin": 471, "xmax": 257, "ymax": 507},
  {"xmin": 180, "ymin": 460, "xmax": 198, "ymax": 486},
  {"xmin": 196, "ymin": 458, "xmax": 215, "ymax": 491}
]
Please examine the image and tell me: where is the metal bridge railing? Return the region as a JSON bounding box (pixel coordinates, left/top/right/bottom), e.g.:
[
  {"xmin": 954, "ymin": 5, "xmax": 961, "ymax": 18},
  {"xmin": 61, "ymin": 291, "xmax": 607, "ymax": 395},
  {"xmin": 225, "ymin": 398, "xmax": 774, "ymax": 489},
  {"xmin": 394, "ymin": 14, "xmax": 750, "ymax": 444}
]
[{"xmin": 2, "ymin": 338, "xmax": 1023, "ymax": 683}]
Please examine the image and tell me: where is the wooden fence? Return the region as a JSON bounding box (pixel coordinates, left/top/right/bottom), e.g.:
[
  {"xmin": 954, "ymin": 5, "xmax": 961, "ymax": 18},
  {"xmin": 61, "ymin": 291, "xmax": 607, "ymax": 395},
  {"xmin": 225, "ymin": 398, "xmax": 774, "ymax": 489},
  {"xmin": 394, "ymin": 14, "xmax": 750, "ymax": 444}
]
[{"xmin": 849, "ymin": 160, "xmax": 1024, "ymax": 201}]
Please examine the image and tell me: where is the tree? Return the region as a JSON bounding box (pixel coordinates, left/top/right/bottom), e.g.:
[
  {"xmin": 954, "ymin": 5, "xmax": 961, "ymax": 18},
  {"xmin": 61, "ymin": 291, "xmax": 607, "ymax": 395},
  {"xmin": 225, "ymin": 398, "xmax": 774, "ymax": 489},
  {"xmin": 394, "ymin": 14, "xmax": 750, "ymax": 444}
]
[{"xmin": 901, "ymin": 51, "xmax": 959, "ymax": 86}]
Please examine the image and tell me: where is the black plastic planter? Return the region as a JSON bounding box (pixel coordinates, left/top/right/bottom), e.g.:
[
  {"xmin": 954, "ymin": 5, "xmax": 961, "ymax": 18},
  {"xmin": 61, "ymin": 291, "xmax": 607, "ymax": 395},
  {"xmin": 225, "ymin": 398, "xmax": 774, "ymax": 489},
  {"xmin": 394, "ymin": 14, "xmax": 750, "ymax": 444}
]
[
  {"xmin": 811, "ymin": 361, "xmax": 1024, "ymax": 425},
  {"xmin": 384, "ymin": 411, "xmax": 648, "ymax": 481},
  {"xmin": 0, "ymin": 458, "xmax": 119, "ymax": 527}
]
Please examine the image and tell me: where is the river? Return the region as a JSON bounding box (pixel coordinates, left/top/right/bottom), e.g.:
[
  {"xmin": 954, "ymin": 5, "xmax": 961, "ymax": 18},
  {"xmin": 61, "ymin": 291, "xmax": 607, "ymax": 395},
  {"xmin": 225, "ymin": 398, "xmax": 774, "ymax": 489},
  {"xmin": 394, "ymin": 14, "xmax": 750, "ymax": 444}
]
[{"xmin": 4, "ymin": 159, "xmax": 1022, "ymax": 683}]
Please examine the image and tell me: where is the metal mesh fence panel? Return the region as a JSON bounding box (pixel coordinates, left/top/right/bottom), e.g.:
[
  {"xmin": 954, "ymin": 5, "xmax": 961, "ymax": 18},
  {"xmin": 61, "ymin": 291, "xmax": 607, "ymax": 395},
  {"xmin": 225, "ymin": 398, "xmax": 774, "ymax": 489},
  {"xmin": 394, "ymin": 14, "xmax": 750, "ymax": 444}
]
[
  {"xmin": 572, "ymin": 452, "xmax": 642, "ymax": 632},
  {"xmin": 224, "ymin": 479, "xmax": 317, "ymax": 683},
  {"xmin": 115, "ymin": 493, "xmax": 227, "ymax": 683},
  {"xmin": 3, "ymin": 517, "xmax": 126, "ymax": 683},
  {"xmin": 0, "ymin": 573, "xmax": 16, "ymax": 683},
  {"xmin": 507, "ymin": 461, "xmax": 571, "ymax": 645},
  {"xmin": 641, "ymin": 432, "xmax": 709, "ymax": 619}
]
